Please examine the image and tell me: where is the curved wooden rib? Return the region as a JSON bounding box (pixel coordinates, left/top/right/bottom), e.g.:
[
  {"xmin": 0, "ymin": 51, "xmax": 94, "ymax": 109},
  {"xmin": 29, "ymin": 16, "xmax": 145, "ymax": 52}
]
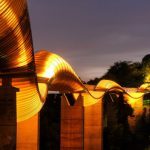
[
  {"xmin": 0, "ymin": 0, "xmax": 147, "ymax": 122},
  {"xmin": 139, "ymin": 83, "xmax": 150, "ymax": 92},
  {"xmin": 35, "ymin": 50, "xmax": 84, "ymax": 93},
  {"xmin": 0, "ymin": 0, "xmax": 43, "ymax": 122},
  {"xmin": 0, "ymin": 0, "xmax": 84, "ymax": 122},
  {"xmin": 95, "ymin": 80, "xmax": 124, "ymax": 92}
]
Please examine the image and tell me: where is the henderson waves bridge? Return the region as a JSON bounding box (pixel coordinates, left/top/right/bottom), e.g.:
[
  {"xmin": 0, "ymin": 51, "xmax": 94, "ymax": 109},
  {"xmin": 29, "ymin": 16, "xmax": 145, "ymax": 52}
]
[{"xmin": 0, "ymin": 0, "xmax": 149, "ymax": 149}]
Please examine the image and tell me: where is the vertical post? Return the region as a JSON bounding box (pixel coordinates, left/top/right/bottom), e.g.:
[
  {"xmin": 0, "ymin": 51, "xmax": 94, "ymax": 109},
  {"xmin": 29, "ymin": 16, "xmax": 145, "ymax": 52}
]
[
  {"xmin": 17, "ymin": 114, "xmax": 39, "ymax": 150},
  {"xmin": 83, "ymin": 92, "xmax": 103, "ymax": 150},
  {"xmin": 124, "ymin": 93, "xmax": 143, "ymax": 132},
  {"xmin": 60, "ymin": 94, "xmax": 84, "ymax": 150},
  {"xmin": 0, "ymin": 77, "xmax": 19, "ymax": 149},
  {"xmin": 60, "ymin": 92, "xmax": 103, "ymax": 150}
]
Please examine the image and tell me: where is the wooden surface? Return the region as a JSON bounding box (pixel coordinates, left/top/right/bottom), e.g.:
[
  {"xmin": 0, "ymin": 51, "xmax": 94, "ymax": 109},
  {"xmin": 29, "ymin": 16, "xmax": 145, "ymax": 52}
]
[
  {"xmin": 0, "ymin": 86, "xmax": 18, "ymax": 150},
  {"xmin": 83, "ymin": 92, "xmax": 102, "ymax": 150},
  {"xmin": 125, "ymin": 93, "xmax": 143, "ymax": 133},
  {"xmin": 17, "ymin": 114, "xmax": 39, "ymax": 150},
  {"xmin": 60, "ymin": 95, "xmax": 84, "ymax": 150},
  {"xmin": 60, "ymin": 93, "xmax": 103, "ymax": 150}
]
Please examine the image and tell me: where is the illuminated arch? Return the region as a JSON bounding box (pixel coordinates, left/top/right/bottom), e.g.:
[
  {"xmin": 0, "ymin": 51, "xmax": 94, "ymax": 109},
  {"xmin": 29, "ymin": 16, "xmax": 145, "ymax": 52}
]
[
  {"xmin": 35, "ymin": 50, "xmax": 84, "ymax": 93},
  {"xmin": 95, "ymin": 79, "xmax": 124, "ymax": 92},
  {"xmin": 0, "ymin": 0, "xmax": 43, "ymax": 122},
  {"xmin": 0, "ymin": 0, "xmax": 85, "ymax": 122},
  {"xmin": 0, "ymin": 0, "xmax": 149, "ymax": 122}
]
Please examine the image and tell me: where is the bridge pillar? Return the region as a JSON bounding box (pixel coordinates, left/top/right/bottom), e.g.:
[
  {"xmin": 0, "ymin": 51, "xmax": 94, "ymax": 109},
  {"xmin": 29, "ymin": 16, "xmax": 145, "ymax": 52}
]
[
  {"xmin": 0, "ymin": 78, "xmax": 19, "ymax": 149},
  {"xmin": 82, "ymin": 92, "xmax": 103, "ymax": 150},
  {"xmin": 124, "ymin": 93, "xmax": 143, "ymax": 132},
  {"xmin": 17, "ymin": 114, "xmax": 39, "ymax": 150},
  {"xmin": 60, "ymin": 94, "xmax": 84, "ymax": 150},
  {"xmin": 60, "ymin": 92, "xmax": 103, "ymax": 150}
]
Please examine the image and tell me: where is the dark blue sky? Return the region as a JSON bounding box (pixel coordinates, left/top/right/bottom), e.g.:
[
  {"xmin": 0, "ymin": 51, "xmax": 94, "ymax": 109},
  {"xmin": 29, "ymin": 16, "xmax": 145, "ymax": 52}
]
[{"xmin": 28, "ymin": 0, "xmax": 150, "ymax": 81}]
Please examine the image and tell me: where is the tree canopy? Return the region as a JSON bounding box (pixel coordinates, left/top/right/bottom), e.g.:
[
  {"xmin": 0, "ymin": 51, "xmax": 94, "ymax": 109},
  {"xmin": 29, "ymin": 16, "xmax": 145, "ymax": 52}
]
[
  {"xmin": 142, "ymin": 54, "xmax": 150, "ymax": 83},
  {"xmin": 87, "ymin": 54, "xmax": 150, "ymax": 87}
]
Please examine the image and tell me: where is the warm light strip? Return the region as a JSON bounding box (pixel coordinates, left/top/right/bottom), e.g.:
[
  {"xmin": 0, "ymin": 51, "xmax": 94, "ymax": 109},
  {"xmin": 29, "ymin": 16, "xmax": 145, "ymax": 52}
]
[
  {"xmin": 35, "ymin": 50, "xmax": 84, "ymax": 92},
  {"xmin": 0, "ymin": 0, "xmax": 149, "ymax": 122},
  {"xmin": 0, "ymin": 0, "xmax": 43, "ymax": 122}
]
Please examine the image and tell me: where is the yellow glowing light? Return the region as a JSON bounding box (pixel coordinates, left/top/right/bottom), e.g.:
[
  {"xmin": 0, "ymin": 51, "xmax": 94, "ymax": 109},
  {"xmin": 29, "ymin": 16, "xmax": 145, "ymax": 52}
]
[
  {"xmin": 35, "ymin": 50, "xmax": 84, "ymax": 92},
  {"xmin": 1, "ymin": 0, "xmax": 29, "ymax": 67},
  {"xmin": 139, "ymin": 83, "xmax": 150, "ymax": 92},
  {"xmin": 0, "ymin": 0, "xmax": 148, "ymax": 123},
  {"xmin": 38, "ymin": 83, "xmax": 48, "ymax": 101},
  {"xmin": 0, "ymin": 0, "xmax": 42, "ymax": 122},
  {"xmin": 44, "ymin": 68, "xmax": 55, "ymax": 79},
  {"xmin": 73, "ymin": 91, "xmax": 104, "ymax": 106},
  {"xmin": 95, "ymin": 80, "xmax": 123, "ymax": 92},
  {"xmin": 124, "ymin": 92, "xmax": 144, "ymax": 132}
]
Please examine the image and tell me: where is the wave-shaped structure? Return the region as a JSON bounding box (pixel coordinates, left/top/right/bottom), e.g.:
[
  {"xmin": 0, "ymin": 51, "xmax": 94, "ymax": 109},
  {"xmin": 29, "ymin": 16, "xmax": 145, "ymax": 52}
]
[
  {"xmin": 0, "ymin": 0, "xmax": 45, "ymax": 122},
  {"xmin": 0, "ymin": 0, "xmax": 85, "ymax": 122},
  {"xmin": 0, "ymin": 0, "xmax": 149, "ymax": 122},
  {"xmin": 35, "ymin": 50, "xmax": 84, "ymax": 93}
]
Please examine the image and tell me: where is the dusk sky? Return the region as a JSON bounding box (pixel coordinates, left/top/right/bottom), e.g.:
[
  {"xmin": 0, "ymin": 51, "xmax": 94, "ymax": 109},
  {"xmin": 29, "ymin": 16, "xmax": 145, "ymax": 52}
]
[{"xmin": 28, "ymin": 0, "xmax": 150, "ymax": 81}]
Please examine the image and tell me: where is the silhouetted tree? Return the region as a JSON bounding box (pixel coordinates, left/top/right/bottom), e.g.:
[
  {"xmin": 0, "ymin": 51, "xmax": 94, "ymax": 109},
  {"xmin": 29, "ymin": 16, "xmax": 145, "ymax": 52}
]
[
  {"xmin": 88, "ymin": 54, "xmax": 150, "ymax": 150},
  {"xmin": 87, "ymin": 77, "xmax": 100, "ymax": 85},
  {"xmin": 142, "ymin": 54, "xmax": 150, "ymax": 83},
  {"xmin": 40, "ymin": 94, "xmax": 61, "ymax": 150},
  {"xmin": 88, "ymin": 53, "xmax": 150, "ymax": 87},
  {"xmin": 103, "ymin": 92, "xmax": 134, "ymax": 150}
]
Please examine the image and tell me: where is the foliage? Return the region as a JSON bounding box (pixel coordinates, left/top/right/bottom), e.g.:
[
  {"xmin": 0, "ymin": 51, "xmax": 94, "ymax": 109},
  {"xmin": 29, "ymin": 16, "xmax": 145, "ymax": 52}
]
[
  {"xmin": 103, "ymin": 92, "xmax": 149, "ymax": 150},
  {"xmin": 87, "ymin": 54, "xmax": 150, "ymax": 87},
  {"xmin": 40, "ymin": 94, "xmax": 61, "ymax": 150},
  {"xmin": 142, "ymin": 54, "xmax": 150, "ymax": 83}
]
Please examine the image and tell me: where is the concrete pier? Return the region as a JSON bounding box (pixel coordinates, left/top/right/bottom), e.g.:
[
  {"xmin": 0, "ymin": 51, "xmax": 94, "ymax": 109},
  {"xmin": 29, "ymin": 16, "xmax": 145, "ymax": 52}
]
[
  {"xmin": 0, "ymin": 78, "xmax": 19, "ymax": 149},
  {"xmin": 17, "ymin": 114, "xmax": 39, "ymax": 150},
  {"xmin": 60, "ymin": 95, "xmax": 84, "ymax": 150},
  {"xmin": 60, "ymin": 92, "xmax": 103, "ymax": 150}
]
